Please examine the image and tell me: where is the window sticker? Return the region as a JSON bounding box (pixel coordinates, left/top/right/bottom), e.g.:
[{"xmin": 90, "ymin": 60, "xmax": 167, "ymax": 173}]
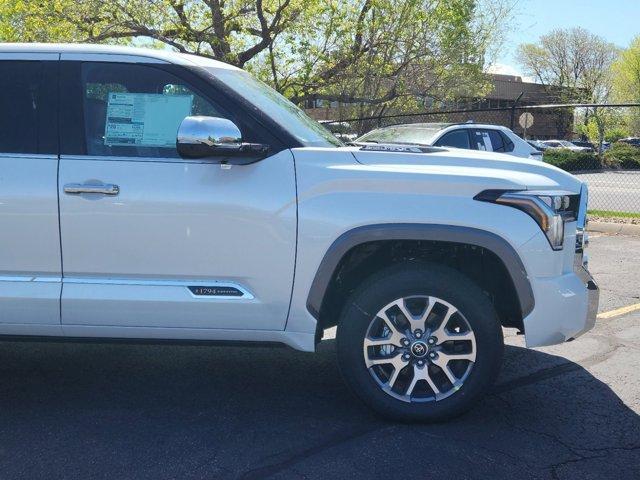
[
  {"xmin": 482, "ymin": 132, "xmax": 493, "ymax": 152},
  {"xmin": 104, "ymin": 93, "xmax": 193, "ymax": 147},
  {"xmin": 478, "ymin": 131, "xmax": 491, "ymax": 151}
]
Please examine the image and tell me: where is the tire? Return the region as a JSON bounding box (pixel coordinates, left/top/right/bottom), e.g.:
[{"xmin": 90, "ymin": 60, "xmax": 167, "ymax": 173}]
[{"xmin": 336, "ymin": 261, "xmax": 504, "ymax": 422}]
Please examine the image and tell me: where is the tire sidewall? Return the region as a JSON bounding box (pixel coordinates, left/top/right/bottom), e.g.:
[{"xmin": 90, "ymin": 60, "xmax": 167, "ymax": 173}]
[{"xmin": 337, "ymin": 262, "xmax": 504, "ymax": 422}]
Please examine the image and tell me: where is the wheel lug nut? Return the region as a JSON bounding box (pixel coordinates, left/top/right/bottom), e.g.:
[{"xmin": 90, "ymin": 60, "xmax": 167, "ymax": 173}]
[
  {"xmin": 427, "ymin": 336, "xmax": 437, "ymax": 345},
  {"xmin": 414, "ymin": 330, "xmax": 423, "ymax": 338},
  {"xmin": 417, "ymin": 360, "xmax": 425, "ymax": 366},
  {"xmin": 429, "ymin": 351, "xmax": 438, "ymax": 360},
  {"xmin": 402, "ymin": 353, "xmax": 411, "ymax": 361},
  {"xmin": 401, "ymin": 338, "xmax": 410, "ymax": 346}
]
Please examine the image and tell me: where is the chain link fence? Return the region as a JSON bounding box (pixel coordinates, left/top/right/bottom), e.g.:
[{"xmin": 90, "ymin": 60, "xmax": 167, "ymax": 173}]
[{"xmin": 321, "ymin": 104, "xmax": 640, "ymax": 215}]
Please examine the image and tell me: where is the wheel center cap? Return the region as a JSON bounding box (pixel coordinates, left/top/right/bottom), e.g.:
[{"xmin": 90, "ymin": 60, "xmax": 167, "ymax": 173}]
[{"xmin": 410, "ymin": 340, "xmax": 428, "ymax": 358}]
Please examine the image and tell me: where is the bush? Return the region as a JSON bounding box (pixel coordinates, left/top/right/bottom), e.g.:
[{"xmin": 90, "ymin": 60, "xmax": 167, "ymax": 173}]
[
  {"xmin": 603, "ymin": 143, "xmax": 640, "ymax": 169},
  {"xmin": 542, "ymin": 149, "xmax": 602, "ymax": 172}
]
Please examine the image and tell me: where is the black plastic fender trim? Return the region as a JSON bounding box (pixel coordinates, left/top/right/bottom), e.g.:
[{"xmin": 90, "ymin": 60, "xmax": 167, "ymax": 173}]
[{"xmin": 306, "ymin": 223, "xmax": 534, "ymax": 321}]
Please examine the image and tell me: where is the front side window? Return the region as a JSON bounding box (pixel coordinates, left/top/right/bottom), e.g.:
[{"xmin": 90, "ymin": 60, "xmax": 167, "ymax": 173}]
[
  {"xmin": 207, "ymin": 68, "xmax": 342, "ymax": 147},
  {"xmin": 0, "ymin": 61, "xmax": 56, "ymax": 154},
  {"xmin": 81, "ymin": 63, "xmax": 225, "ymax": 158},
  {"xmin": 434, "ymin": 129, "xmax": 471, "ymax": 149}
]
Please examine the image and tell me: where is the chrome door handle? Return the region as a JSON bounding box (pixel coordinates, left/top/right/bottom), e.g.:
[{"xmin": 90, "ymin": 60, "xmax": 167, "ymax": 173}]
[{"xmin": 64, "ymin": 183, "xmax": 120, "ymax": 196}]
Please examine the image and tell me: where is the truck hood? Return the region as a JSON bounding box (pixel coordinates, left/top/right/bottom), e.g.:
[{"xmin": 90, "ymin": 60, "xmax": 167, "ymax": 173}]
[{"xmin": 348, "ymin": 145, "xmax": 583, "ymax": 193}]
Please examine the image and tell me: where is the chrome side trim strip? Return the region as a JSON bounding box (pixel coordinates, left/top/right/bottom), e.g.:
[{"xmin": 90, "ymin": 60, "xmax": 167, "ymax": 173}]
[
  {"xmin": 63, "ymin": 277, "xmax": 255, "ymax": 300},
  {"xmin": 61, "ymin": 154, "xmax": 221, "ymax": 165},
  {"xmin": 0, "ymin": 153, "xmax": 58, "ymax": 160},
  {"xmin": 0, "ymin": 275, "xmax": 61, "ymax": 283}
]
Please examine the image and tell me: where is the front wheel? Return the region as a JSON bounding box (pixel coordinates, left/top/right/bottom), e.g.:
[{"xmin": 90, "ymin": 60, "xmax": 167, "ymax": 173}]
[{"xmin": 336, "ymin": 262, "xmax": 504, "ymax": 422}]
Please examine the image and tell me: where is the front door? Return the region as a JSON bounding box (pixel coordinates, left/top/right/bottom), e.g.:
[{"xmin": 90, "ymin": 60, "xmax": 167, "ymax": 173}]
[
  {"xmin": 0, "ymin": 55, "xmax": 61, "ymax": 327},
  {"xmin": 58, "ymin": 58, "xmax": 297, "ymax": 332}
]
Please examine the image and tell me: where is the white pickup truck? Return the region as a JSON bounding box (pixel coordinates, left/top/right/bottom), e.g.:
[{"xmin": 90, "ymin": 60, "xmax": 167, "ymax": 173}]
[{"xmin": 0, "ymin": 44, "xmax": 598, "ymax": 421}]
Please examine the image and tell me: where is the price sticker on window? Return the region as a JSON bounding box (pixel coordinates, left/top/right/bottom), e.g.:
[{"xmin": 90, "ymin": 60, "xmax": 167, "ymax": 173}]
[{"xmin": 104, "ymin": 93, "xmax": 193, "ymax": 147}]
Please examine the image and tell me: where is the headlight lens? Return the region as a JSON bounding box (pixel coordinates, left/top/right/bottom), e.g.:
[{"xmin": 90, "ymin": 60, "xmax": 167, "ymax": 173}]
[{"xmin": 475, "ymin": 190, "xmax": 579, "ymax": 250}]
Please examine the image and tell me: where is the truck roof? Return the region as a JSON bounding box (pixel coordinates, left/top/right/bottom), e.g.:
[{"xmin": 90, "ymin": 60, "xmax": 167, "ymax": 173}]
[{"xmin": 0, "ymin": 43, "xmax": 239, "ymax": 70}]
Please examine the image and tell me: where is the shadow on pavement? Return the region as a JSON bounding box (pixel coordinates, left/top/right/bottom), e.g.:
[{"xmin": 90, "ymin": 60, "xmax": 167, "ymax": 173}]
[{"xmin": 0, "ymin": 339, "xmax": 637, "ymax": 480}]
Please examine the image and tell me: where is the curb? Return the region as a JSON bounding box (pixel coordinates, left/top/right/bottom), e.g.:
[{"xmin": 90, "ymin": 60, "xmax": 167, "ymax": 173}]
[{"xmin": 589, "ymin": 221, "xmax": 640, "ymax": 236}]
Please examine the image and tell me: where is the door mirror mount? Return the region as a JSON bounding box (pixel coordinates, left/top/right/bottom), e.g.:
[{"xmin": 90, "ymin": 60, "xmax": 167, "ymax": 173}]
[{"xmin": 177, "ymin": 116, "xmax": 269, "ymax": 164}]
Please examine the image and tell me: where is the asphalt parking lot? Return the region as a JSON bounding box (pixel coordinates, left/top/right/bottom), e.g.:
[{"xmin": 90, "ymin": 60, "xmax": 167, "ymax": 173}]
[{"xmin": 0, "ymin": 234, "xmax": 638, "ymax": 480}]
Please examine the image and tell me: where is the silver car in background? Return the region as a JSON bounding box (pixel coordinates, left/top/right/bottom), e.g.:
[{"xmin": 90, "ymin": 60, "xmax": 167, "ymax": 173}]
[
  {"xmin": 542, "ymin": 140, "xmax": 592, "ymax": 152},
  {"xmin": 355, "ymin": 122, "xmax": 542, "ymax": 160}
]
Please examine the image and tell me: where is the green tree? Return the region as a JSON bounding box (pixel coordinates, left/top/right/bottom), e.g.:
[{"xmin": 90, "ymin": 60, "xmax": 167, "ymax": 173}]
[
  {"xmin": 517, "ymin": 28, "xmax": 619, "ymax": 151},
  {"xmin": 0, "ymin": 0, "xmax": 509, "ymax": 117},
  {"xmin": 612, "ymin": 36, "xmax": 640, "ymax": 135},
  {"xmin": 0, "ymin": 0, "xmax": 307, "ymax": 66},
  {"xmin": 257, "ymin": 0, "xmax": 510, "ymax": 122},
  {"xmin": 577, "ymin": 114, "xmax": 630, "ymax": 144}
]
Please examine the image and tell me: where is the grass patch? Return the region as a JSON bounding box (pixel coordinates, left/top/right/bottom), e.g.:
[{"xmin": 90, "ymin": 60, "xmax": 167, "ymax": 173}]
[{"xmin": 588, "ymin": 209, "xmax": 640, "ymax": 218}]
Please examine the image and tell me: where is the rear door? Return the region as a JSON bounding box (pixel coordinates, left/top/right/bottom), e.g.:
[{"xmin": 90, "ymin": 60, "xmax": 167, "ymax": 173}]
[
  {"xmin": 0, "ymin": 54, "xmax": 61, "ymax": 327},
  {"xmin": 57, "ymin": 56, "xmax": 297, "ymax": 333}
]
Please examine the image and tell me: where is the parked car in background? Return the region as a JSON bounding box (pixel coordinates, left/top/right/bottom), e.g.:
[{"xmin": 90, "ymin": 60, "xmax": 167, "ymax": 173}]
[
  {"xmin": 542, "ymin": 140, "xmax": 592, "ymax": 152},
  {"xmin": 527, "ymin": 139, "xmax": 549, "ymax": 152},
  {"xmin": 618, "ymin": 137, "xmax": 640, "ymax": 147},
  {"xmin": 570, "ymin": 140, "xmax": 596, "ymax": 151},
  {"xmin": 355, "ymin": 122, "xmax": 542, "ymax": 160},
  {"xmin": 318, "ymin": 120, "xmax": 358, "ymax": 143}
]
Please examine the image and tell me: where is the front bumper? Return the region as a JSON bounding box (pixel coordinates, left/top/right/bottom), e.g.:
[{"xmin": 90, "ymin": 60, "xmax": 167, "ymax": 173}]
[
  {"xmin": 522, "ymin": 182, "xmax": 599, "ymax": 347},
  {"xmin": 523, "ymin": 263, "xmax": 599, "ymax": 347},
  {"xmin": 575, "ymin": 263, "xmax": 600, "ymax": 337}
]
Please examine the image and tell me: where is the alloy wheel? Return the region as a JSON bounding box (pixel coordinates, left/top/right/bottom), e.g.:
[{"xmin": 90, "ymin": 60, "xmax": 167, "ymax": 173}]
[{"xmin": 362, "ymin": 295, "xmax": 477, "ymax": 403}]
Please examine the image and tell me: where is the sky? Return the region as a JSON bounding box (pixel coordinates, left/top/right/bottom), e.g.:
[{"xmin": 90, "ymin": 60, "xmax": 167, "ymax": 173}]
[{"xmin": 490, "ymin": 0, "xmax": 640, "ymax": 79}]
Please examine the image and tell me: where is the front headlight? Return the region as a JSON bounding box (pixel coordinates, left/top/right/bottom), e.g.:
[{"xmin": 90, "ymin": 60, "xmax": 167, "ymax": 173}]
[{"xmin": 475, "ymin": 190, "xmax": 579, "ymax": 250}]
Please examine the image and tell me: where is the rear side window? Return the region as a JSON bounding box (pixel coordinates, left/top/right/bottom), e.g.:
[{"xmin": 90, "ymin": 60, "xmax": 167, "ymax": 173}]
[
  {"xmin": 486, "ymin": 130, "xmax": 514, "ymax": 153},
  {"xmin": 469, "ymin": 129, "xmax": 491, "ymax": 151},
  {"xmin": 499, "ymin": 131, "xmax": 515, "ymax": 152},
  {"xmin": 80, "ymin": 62, "xmax": 226, "ymax": 158},
  {"xmin": 0, "ymin": 61, "xmax": 57, "ymax": 154},
  {"xmin": 434, "ymin": 129, "xmax": 470, "ymax": 149},
  {"xmin": 468, "ymin": 129, "xmax": 515, "ymax": 153}
]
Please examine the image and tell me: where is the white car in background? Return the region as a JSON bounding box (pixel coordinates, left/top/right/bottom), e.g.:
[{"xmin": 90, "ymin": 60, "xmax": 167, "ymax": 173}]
[
  {"xmin": 542, "ymin": 140, "xmax": 592, "ymax": 152},
  {"xmin": 355, "ymin": 122, "xmax": 542, "ymax": 160}
]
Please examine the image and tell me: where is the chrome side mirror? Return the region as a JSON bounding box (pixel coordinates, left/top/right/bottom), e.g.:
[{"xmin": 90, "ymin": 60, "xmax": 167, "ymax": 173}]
[
  {"xmin": 177, "ymin": 116, "xmax": 243, "ymax": 159},
  {"xmin": 177, "ymin": 116, "xmax": 269, "ymax": 163}
]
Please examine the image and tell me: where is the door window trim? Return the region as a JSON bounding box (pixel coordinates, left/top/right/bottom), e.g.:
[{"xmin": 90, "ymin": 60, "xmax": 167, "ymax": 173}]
[
  {"xmin": 0, "ymin": 52, "xmax": 59, "ymax": 61},
  {"xmin": 59, "ymin": 57, "xmax": 287, "ymax": 160},
  {"xmin": 60, "ymin": 53, "xmax": 168, "ymax": 64}
]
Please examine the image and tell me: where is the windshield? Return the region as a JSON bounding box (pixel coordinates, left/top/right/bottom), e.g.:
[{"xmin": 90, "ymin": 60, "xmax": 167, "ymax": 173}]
[
  {"xmin": 207, "ymin": 68, "xmax": 342, "ymax": 147},
  {"xmin": 559, "ymin": 140, "xmax": 576, "ymax": 147},
  {"xmin": 357, "ymin": 125, "xmax": 445, "ymax": 145}
]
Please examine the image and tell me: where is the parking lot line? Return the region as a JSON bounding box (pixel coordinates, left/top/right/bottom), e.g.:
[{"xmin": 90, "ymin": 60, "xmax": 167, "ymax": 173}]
[{"xmin": 597, "ymin": 302, "xmax": 640, "ymax": 319}]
